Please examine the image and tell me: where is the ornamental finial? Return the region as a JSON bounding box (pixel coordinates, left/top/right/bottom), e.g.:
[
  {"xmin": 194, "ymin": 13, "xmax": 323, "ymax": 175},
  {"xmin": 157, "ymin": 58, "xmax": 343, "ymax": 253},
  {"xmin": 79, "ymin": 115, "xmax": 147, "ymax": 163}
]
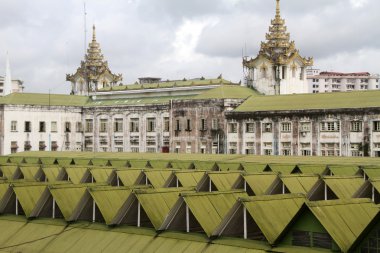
[
  {"xmin": 276, "ymin": 0, "xmax": 281, "ymax": 18},
  {"xmin": 92, "ymin": 24, "xmax": 96, "ymax": 41}
]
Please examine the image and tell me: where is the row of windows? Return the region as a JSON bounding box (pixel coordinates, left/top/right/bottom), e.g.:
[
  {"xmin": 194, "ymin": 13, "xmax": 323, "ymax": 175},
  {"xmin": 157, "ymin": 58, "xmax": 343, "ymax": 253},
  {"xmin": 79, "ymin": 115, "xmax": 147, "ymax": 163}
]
[
  {"xmin": 228, "ymin": 121, "xmax": 380, "ymax": 133},
  {"xmin": 11, "ymin": 141, "xmax": 59, "ymax": 153},
  {"xmin": 175, "ymin": 118, "xmax": 219, "ymax": 131},
  {"xmin": 10, "ymin": 118, "xmax": 171, "ymax": 134}
]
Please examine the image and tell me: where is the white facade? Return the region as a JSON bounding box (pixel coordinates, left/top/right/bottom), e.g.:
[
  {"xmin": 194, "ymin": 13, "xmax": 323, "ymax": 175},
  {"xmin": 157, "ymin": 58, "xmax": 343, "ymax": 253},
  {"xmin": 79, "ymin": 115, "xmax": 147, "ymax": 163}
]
[
  {"xmin": 307, "ymin": 69, "xmax": 380, "ymax": 93},
  {"xmin": 0, "ymin": 77, "xmax": 24, "ymax": 95},
  {"xmin": 2, "ymin": 105, "xmax": 83, "ymax": 155}
]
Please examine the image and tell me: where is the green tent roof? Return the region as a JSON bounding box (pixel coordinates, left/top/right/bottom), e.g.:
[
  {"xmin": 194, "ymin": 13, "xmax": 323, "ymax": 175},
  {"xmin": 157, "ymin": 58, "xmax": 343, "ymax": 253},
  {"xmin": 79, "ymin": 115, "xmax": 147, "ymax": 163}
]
[
  {"xmin": 307, "ymin": 199, "xmax": 379, "ymax": 252},
  {"xmin": 324, "ymin": 176, "xmax": 364, "ymax": 199},
  {"xmin": 327, "ymin": 165, "xmax": 360, "ymax": 176},
  {"xmin": 65, "ymin": 167, "xmax": 90, "ymax": 184},
  {"xmin": 0, "ymin": 165, "xmax": 20, "ymax": 180},
  {"xmin": 244, "ymin": 173, "xmax": 278, "ymax": 196},
  {"xmin": 88, "ymin": 186, "xmax": 133, "ymax": 225},
  {"xmin": 136, "ymin": 188, "xmax": 194, "ymax": 230},
  {"xmin": 297, "ymin": 164, "xmax": 327, "ymax": 175},
  {"xmin": 49, "ymin": 185, "xmax": 88, "ymax": 221},
  {"xmin": 183, "ymin": 191, "xmax": 247, "ymax": 237},
  {"xmin": 90, "ymin": 168, "xmax": 114, "ymax": 184},
  {"xmin": 242, "ymin": 194, "xmax": 306, "ymax": 244},
  {"xmin": 19, "ymin": 166, "xmax": 42, "ymax": 181},
  {"xmin": 208, "ymin": 172, "xmax": 242, "ymax": 191},
  {"xmin": 267, "ymin": 164, "xmax": 297, "ymax": 174},
  {"xmin": 116, "ymin": 169, "xmax": 144, "ymax": 186},
  {"xmin": 43, "ymin": 167, "xmax": 63, "ymax": 183},
  {"xmin": 145, "ymin": 170, "xmax": 173, "ymax": 188},
  {"xmin": 12, "ymin": 184, "xmax": 47, "ymax": 218},
  {"xmin": 175, "ymin": 171, "xmax": 206, "ymax": 187},
  {"xmin": 217, "ymin": 163, "xmax": 243, "ymax": 171},
  {"xmin": 363, "ymin": 168, "xmax": 380, "ymax": 180},
  {"xmin": 281, "ymin": 175, "xmax": 320, "ymax": 194}
]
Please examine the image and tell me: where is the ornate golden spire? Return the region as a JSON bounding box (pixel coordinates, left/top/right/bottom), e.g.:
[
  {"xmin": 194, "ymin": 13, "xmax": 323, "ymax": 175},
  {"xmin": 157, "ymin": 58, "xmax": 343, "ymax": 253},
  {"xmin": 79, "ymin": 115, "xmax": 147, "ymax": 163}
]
[
  {"xmin": 254, "ymin": 0, "xmax": 312, "ymax": 66},
  {"xmin": 276, "ymin": 0, "xmax": 280, "ymax": 18},
  {"xmin": 92, "ymin": 25, "xmax": 96, "ymax": 42}
]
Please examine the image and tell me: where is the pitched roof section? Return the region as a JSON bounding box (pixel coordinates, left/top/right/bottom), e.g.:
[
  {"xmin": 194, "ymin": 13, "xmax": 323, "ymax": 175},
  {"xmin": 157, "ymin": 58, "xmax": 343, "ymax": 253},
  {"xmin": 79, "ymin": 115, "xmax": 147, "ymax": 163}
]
[
  {"xmin": 12, "ymin": 184, "xmax": 47, "ymax": 218},
  {"xmin": 235, "ymin": 90, "xmax": 380, "ymax": 112},
  {"xmin": 324, "ymin": 176, "xmax": 364, "ymax": 199},
  {"xmin": 208, "ymin": 172, "xmax": 242, "ymax": 191},
  {"xmin": 194, "ymin": 85, "xmax": 258, "ymax": 100},
  {"xmin": 244, "ymin": 173, "xmax": 278, "ymax": 196},
  {"xmin": 243, "ymin": 194, "xmax": 306, "ymax": 244},
  {"xmin": 88, "ymin": 186, "xmax": 133, "ymax": 225},
  {"xmin": 145, "ymin": 170, "xmax": 173, "ymax": 188},
  {"xmin": 135, "ymin": 188, "xmax": 194, "ymax": 230},
  {"xmin": 0, "ymin": 93, "xmax": 89, "ymax": 107},
  {"xmin": 281, "ymin": 175, "xmax": 320, "ymax": 194},
  {"xmin": 182, "ymin": 191, "xmax": 247, "ymax": 237},
  {"xmin": 307, "ymin": 199, "xmax": 379, "ymax": 252},
  {"xmin": 173, "ymin": 171, "xmax": 205, "ymax": 187}
]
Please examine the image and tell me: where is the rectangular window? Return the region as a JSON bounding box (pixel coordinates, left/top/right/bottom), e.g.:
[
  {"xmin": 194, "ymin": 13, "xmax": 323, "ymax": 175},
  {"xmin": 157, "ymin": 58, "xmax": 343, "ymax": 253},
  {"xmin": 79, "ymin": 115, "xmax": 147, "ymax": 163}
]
[
  {"xmin": 65, "ymin": 122, "xmax": 71, "ymax": 133},
  {"xmin": 131, "ymin": 147, "xmax": 139, "ymax": 153},
  {"xmin": 84, "ymin": 136, "xmax": 93, "ymax": 149},
  {"xmin": 114, "ymin": 136, "xmax": 123, "ymax": 146},
  {"xmin": 320, "ymin": 121, "xmax": 340, "ymax": 132},
  {"xmin": 282, "ymin": 142, "xmax": 291, "ymax": 156},
  {"xmin": 281, "ymin": 123, "xmax": 292, "ymax": 133},
  {"xmin": 130, "ymin": 118, "xmax": 139, "ymax": 133},
  {"xmin": 320, "ymin": 143, "xmax": 340, "ymax": 156},
  {"xmin": 228, "ymin": 123, "xmax": 237, "ymax": 133},
  {"xmin": 246, "ymin": 123, "xmax": 255, "ymax": 133},
  {"xmin": 11, "ymin": 141, "xmax": 18, "ymax": 154},
  {"xmin": 100, "ymin": 119, "xmax": 108, "ymax": 133},
  {"xmin": 11, "ymin": 121, "xmax": 17, "ymax": 132},
  {"xmin": 85, "ymin": 119, "xmax": 93, "ymax": 133},
  {"xmin": 76, "ymin": 122, "xmax": 83, "ymax": 132},
  {"xmin": 39, "ymin": 122, "xmax": 46, "ymax": 132},
  {"xmin": 350, "ymin": 121, "xmax": 362, "ymax": 132},
  {"xmin": 147, "ymin": 148, "xmax": 156, "ymax": 153},
  {"xmin": 164, "ymin": 117, "xmax": 170, "ymax": 132},
  {"xmin": 147, "ymin": 118, "xmax": 156, "ymax": 132},
  {"xmin": 186, "ymin": 119, "xmax": 192, "ymax": 131},
  {"xmin": 229, "ymin": 142, "xmax": 237, "ymax": 154},
  {"xmin": 263, "ymin": 123, "xmax": 272, "ymax": 133},
  {"xmin": 130, "ymin": 136, "xmax": 139, "ymax": 146},
  {"xmin": 212, "ymin": 118, "xmax": 219, "ymax": 130},
  {"xmin": 300, "ymin": 122, "xmax": 311, "ymax": 132},
  {"xmin": 374, "ymin": 121, "xmax": 380, "ymax": 132},
  {"xmin": 51, "ymin": 141, "xmax": 58, "ymax": 151},
  {"xmin": 175, "ymin": 119, "xmax": 181, "ymax": 131},
  {"xmin": 186, "ymin": 142, "xmax": 192, "ymax": 154},
  {"xmin": 301, "ymin": 150, "xmax": 311, "ymax": 156},
  {"xmin": 39, "ymin": 141, "xmax": 46, "ymax": 151},
  {"xmin": 263, "ymin": 142, "xmax": 272, "ymax": 156},
  {"xmin": 246, "ymin": 142, "xmax": 255, "ymax": 155},
  {"xmin": 200, "ymin": 118, "xmax": 207, "ymax": 131},
  {"xmin": 99, "ymin": 136, "xmax": 108, "ymax": 146},
  {"xmin": 114, "ymin": 118, "xmax": 123, "ymax": 133},
  {"xmin": 116, "ymin": 147, "xmax": 123, "ymax": 152},
  {"xmin": 24, "ymin": 141, "xmax": 31, "ymax": 151},
  {"xmin": 25, "ymin": 121, "xmax": 31, "ymax": 132},
  {"xmin": 51, "ymin": 121, "xmax": 57, "ymax": 132}
]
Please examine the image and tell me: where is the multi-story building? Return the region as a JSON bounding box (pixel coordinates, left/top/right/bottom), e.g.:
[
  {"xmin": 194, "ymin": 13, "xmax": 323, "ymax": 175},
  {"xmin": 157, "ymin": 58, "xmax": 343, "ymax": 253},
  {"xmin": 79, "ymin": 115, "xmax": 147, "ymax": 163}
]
[
  {"xmin": 0, "ymin": 76, "xmax": 24, "ymax": 95},
  {"xmin": 307, "ymin": 69, "xmax": 380, "ymax": 93}
]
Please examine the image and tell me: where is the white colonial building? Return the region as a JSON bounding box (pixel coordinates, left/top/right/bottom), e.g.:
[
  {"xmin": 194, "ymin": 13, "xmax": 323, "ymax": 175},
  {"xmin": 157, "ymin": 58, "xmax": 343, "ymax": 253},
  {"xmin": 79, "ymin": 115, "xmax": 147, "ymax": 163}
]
[{"xmin": 307, "ymin": 69, "xmax": 380, "ymax": 93}]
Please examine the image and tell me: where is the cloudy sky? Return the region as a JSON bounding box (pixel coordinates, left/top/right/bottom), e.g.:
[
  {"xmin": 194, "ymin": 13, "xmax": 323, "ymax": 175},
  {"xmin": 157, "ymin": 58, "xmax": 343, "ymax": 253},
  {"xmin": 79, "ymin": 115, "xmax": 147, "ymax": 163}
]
[{"xmin": 0, "ymin": 0, "xmax": 379, "ymax": 94}]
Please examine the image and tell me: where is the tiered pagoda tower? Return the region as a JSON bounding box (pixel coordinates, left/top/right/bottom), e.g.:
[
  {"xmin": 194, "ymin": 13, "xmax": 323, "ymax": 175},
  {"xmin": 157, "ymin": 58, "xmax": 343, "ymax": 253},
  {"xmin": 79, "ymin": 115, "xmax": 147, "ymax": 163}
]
[
  {"xmin": 243, "ymin": 0, "xmax": 313, "ymax": 95},
  {"xmin": 67, "ymin": 25, "xmax": 122, "ymax": 95}
]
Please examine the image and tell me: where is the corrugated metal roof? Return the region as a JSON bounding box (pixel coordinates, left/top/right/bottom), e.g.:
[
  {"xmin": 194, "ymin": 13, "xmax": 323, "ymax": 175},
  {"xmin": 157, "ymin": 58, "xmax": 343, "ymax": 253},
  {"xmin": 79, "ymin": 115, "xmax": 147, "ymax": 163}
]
[
  {"xmin": 218, "ymin": 163, "xmax": 243, "ymax": 171},
  {"xmin": 0, "ymin": 165, "xmax": 20, "ymax": 180},
  {"xmin": 307, "ymin": 199, "xmax": 379, "ymax": 252},
  {"xmin": 363, "ymin": 168, "xmax": 380, "ymax": 179},
  {"xmin": 116, "ymin": 169, "xmax": 143, "ymax": 186},
  {"xmin": 183, "ymin": 191, "xmax": 247, "ymax": 237},
  {"xmin": 148, "ymin": 160, "xmax": 169, "ymax": 169},
  {"xmin": 90, "ymin": 168, "xmax": 114, "ymax": 183},
  {"xmin": 324, "ymin": 176, "xmax": 364, "ymax": 199},
  {"xmin": 43, "ymin": 167, "xmax": 63, "ymax": 182},
  {"xmin": 88, "ymin": 186, "xmax": 133, "ymax": 225},
  {"xmin": 12, "ymin": 184, "xmax": 47, "ymax": 218},
  {"xmin": 297, "ymin": 164, "xmax": 327, "ymax": 174},
  {"xmin": 175, "ymin": 171, "xmax": 206, "ymax": 187},
  {"xmin": 327, "ymin": 165, "xmax": 360, "ymax": 176},
  {"xmin": 49, "ymin": 184, "xmax": 88, "ymax": 221},
  {"xmin": 242, "ymin": 194, "xmax": 305, "ymax": 245},
  {"xmin": 144, "ymin": 170, "xmax": 173, "ymax": 188},
  {"xmin": 208, "ymin": 172, "xmax": 242, "ymax": 191},
  {"xmin": 136, "ymin": 188, "xmax": 194, "ymax": 230},
  {"xmin": 193, "ymin": 161, "xmax": 217, "ymax": 170},
  {"xmin": 281, "ymin": 175, "xmax": 320, "ymax": 194},
  {"xmin": 128, "ymin": 160, "xmax": 148, "ymax": 168},
  {"xmin": 244, "ymin": 173, "xmax": 278, "ymax": 196},
  {"xmin": 242, "ymin": 163, "xmax": 267, "ymax": 173},
  {"xmin": 65, "ymin": 167, "xmax": 90, "ymax": 184},
  {"xmin": 267, "ymin": 164, "xmax": 297, "ymax": 174},
  {"xmin": 19, "ymin": 166, "xmax": 41, "ymax": 181}
]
